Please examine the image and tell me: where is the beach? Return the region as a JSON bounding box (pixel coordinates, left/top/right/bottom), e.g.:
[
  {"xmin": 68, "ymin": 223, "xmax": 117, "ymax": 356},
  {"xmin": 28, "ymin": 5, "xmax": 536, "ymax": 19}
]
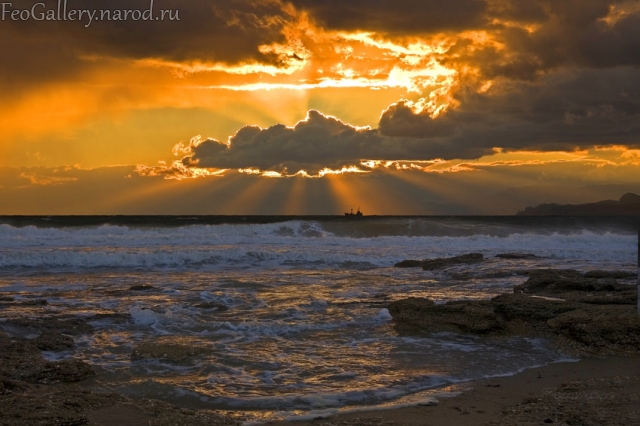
[
  {"xmin": 266, "ymin": 356, "xmax": 640, "ymax": 426},
  {"xmin": 0, "ymin": 216, "xmax": 638, "ymax": 424},
  {"xmin": 2, "ymin": 327, "xmax": 638, "ymax": 425}
]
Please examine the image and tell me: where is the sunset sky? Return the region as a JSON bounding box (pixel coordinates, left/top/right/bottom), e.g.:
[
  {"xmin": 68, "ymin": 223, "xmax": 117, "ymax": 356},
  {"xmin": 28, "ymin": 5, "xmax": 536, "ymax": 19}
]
[{"xmin": 1, "ymin": 0, "xmax": 639, "ymax": 214}]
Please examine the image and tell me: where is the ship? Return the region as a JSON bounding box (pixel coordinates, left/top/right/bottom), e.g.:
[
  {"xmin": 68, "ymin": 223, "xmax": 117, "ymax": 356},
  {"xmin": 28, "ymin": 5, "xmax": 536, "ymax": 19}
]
[{"xmin": 344, "ymin": 207, "xmax": 363, "ymax": 217}]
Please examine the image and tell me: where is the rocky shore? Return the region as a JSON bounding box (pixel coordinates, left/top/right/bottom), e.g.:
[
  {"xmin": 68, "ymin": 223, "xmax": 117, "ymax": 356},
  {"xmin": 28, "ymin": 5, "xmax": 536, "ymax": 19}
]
[
  {"xmin": 0, "ymin": 305, "xmax": 240, "ymax": 425},
  {"xmin": 388, "ymin": 261, "xmax": 639, "ymax": 357},
  {"xmin": 1, "ymin": 254, "xmax": 639, "ymax": 425}
]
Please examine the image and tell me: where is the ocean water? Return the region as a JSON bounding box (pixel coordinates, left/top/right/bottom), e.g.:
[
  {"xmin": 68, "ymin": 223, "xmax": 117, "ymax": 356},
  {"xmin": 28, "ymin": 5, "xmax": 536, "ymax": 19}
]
[{"xmin": 0, "ymin": 216, "xmax": 637, "ymax": 422}]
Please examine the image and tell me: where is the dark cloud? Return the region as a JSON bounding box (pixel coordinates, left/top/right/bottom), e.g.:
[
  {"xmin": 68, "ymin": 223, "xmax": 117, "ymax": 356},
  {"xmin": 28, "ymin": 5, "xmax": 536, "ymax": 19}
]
[
  {"xmin": 467, "ymin": 1, "xmax": 640, "ymax": 80},
  {"xmin": 380, "ymin": 67, "xmax": 640, "ymax": 153},
  {"xmin": 184, "ymin": 111, "xmax": 386, "ymax": 174},
  {"xmin": 182, "ymin": 66, "xmax": 640, "ymax": 174},
  {"xmin": 286, "ymin": 0, "xmax": 487, "ymax": 34},
  {"xmin": 0, "ymin": 0, "xmax": 294, "ymax": 94},
  {"xmin": 182, "ymin": 109, "xmax": 492, "ymax": 174}
]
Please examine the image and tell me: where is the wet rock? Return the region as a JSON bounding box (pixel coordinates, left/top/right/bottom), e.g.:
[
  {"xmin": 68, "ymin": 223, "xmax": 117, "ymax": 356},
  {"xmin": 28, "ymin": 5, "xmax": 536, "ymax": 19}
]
[
  {"xmin": 18, "ymin": 299, "xmax": 48, "ymax": 306},
  {"xmin": 514, "ymin": 269, "xmax": 623, "ymax": 294},
  {"xmin": 90, "ymin": 312, "xmax": 132, "ymax": 324},
  {"xmin": 495, "ymin": 253, "xmax": 539, "ymax": 259},
  {"xmin": 131, "ymin": 342, "xmax": 207, "ymax": 363},
  {"xmin": 421, "ymin": 253, "xmax": 484, "ymax": 270},
  {"xmin": 0, "ymin": 296, "xmax": 14, "ymax": 302},
  {"xmin": 193, "ymin": 301, "xmax": 229, "ymax": 311},
  {"xmin": 394, "ymin": 253, "xmax": 484, "ymax": 270},
  {"xmin": 0, "ymin": 386, "xmax": 240, "ymax": 426},
  {"xmin": 584, "ymin": 270, "xmax": 637, "ymax": 279},
  {"xmin": 130, "ymin": 284, "xmax": 155, "ymax": 291},
  {"xmin": 393, "ymin": 260, "xmax": 423, "ymax": 268},
  {"xmin": 3, "ymin": 317, "xmax": 94, "ymax": 336},
  {"xmin": 0, "ymin": 377, "xmax": 28, "ymax": 396},
  {"xmin": 34, "ymin": 331, "xmax": 75, "ymax": 351},
  {"xmin": 0, "ymin": 331, "xmax": 94, "ymax": 386},
  {"xmin": 388, "ymin": 268, "xmax": 640, "ymax": 356},
  {"xmin": 547, "ymin": 306, "xmax": 640, "ymax": 350},
  {"xmin": 22, "ymin": 359, "xmax": 95, "ymax": 384},
  {"xmin": 491, "ymin": 294, "xmax": 577, "ymax": 322},
  {"xmin": 388, "ymin": 297, "xmax": 503, "ymax": 334}
]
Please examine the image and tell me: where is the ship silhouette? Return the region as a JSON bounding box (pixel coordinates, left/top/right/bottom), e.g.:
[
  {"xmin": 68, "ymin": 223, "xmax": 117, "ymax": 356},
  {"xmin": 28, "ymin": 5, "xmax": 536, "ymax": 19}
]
[{"xmin": 344, "ymin": 207, "xmax": 363, "ymax": 217}]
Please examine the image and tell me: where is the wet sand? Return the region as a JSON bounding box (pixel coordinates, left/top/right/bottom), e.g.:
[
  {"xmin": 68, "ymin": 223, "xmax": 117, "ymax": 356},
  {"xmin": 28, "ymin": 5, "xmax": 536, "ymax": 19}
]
[
  {"xmin": 71, "ymin": 356, "xmax": 639, "ymax": 426},
  {"xmin": 262, "ymin": 356, "xmax": 639, "ymax": 426}
]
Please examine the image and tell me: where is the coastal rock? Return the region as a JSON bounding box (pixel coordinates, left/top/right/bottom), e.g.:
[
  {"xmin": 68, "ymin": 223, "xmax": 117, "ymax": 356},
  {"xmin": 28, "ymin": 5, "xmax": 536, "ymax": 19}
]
[
  {"xmin": 393, "ymin": 260, "xmax": 423, "ymax": 268},
  {"xmin": 130, "ymin": 284, "xmax": 155, "ymax": 291},
  {"xmin": 0, "ymin": 332, "xmax": 239, "ymax": 426},
  {"xmin": 583, "ymin": 270, "xmax": 637, "ymax": 279},
  {"xmin": 495, "ymin": 253, "xmax": 539, "ymax": 259},
  {"xmin": 17, "ymin": 299, "xmax": 48, "ymax": 306},
  {"xmin": 34, "ymin": 331, "xmax": 75, "ymax": 351},
  {"xmin": 393, "ymin": 253, "xmax": 484, "ymax": 270},
  {"xmin": 388, "ymin": 297, "xmax": 503, "ymax": 334},
  {"xmin": 0, "ymin": 386, "xmax": 240, "ymax": 426},
  {"xmin": 0, "ymin": 332, "xmax": 94, "ymax": 385},
  {"xmin": 22, "ymin": 359, "xmax": 95, "ymax": 384},
  {"xmin": 513, "ymin": 269, "xmax": 637, "ymax": 305},
  {"xmin": 421, "ymin": 253, "xmax": 484, "ymax": 270},
  {"xmin": 491, "ymin": 293, "xmax": 577, "ymax": 322},
  {"xmin": 514, "ymin": 269, "xmax": 624, "ymax": 294},
  {"xmin": 547, "ymin": 306, "xmax": 640, "ymax": 350},
  {"xmin": 131, "ymin": 342, "xmax": 207, "ymax": 363},
  {"xmin": 388, "ymin": 268, "xmax": 640, "ymax": 356},
  {"xmin": 193, "ymin": 301, "xmax": 229, "ymax": 311},
  {"xmin": 0, "ymin": 296, "xmax": 14, "ymax": 302},
  {"xmin": 3, "ymin": 317, "xmax": 94, "ymax": 337}
]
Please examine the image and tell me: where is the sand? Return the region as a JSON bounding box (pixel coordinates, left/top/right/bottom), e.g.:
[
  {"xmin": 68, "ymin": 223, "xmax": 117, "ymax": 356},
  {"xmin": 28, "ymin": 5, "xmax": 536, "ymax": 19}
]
[{"xmin": 262, "ymin": 356, "xmax": 639, "ymax": 426}]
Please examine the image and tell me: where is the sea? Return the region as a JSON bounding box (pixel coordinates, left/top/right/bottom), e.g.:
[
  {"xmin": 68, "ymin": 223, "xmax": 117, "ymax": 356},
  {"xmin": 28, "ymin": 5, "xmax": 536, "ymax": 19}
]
[{"xmin": 0, "ymin": 216, "xmax": 637, "ymax": 423}]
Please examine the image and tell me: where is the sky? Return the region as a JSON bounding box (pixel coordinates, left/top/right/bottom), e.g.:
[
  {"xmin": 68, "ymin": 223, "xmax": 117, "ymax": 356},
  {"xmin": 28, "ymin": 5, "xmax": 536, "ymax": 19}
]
[{"xmin": 1, "ymin": 0, "xmax": 639, "ymax": 214}]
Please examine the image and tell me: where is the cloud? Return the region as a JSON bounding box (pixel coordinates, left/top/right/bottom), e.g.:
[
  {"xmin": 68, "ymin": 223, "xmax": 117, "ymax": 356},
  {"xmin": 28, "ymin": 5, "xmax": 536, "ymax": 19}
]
[
  {"xmin": 182, "ymin": 111, "xmax": 383, "ymax": 175},
  {"xmin": 286, "ymin": 0, "xmax": 488, "ymax": 35},
  {"xmin": 446, "ymin": 0, "xmax": 640, "ymax": 81},
  {"xmin": 176, "ymin": 64, "xmax": 640, "ymax": 175},
  {"xmin": 380, "ymin": 66, "xmax": 640, "ymax": 153},
  {"xmin": 0, "ymin": 0, "xmax": 298, "ymax": 94}
]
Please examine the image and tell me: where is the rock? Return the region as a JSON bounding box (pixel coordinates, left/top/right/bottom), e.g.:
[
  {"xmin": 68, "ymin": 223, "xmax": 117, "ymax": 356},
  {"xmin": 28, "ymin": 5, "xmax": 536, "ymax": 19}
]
[
  {"xmin": 131, "ymin": 342, "xmax": 207, "ymax": 363},
  {"xmin": 421, "ymin": 253, "xmax": 484, "ymax": 270},
  {"xmin": 513, "ymin": 269, "xmax": 636, "ymax": 305},
  {"xmin": 584, "ymin": 270, "xmax": 637, "ymax": 279},
  {"xmin": 547, "ymin": 306, "xmax": 640, "ymax": 350},
  {"xmin": 393, "ymin": 259, "xmax": 423, "ymax": 268},
  {"xmin": 491, "ymin": 294, "xmax": 577, "ymax": 322},
  {"xmin": 495, "ymin": 253, "xmax": 539, "ymax": 259},
  {"xmin": 193, "ymin": 301, "xmax": 229, "ymax": 311},
  {"xmin": 0, "ymin": 296, "xmax": 14, "ymax": 302},
  {"xmin": 130, "ymin": 284, "xmax": 155, "ymax": 291},
  {"xmin": 514, "ymin": 269, "xmax": 624, "ymax": 294},
  {"xmin": 0, "ymin": 331, "xmax": 94, "ymax": 386},
  {"xmin": 18, "ymin": 299, "xmax": 48, "ymax": 306},
  {"xmin": 388, "ymin": 268, "xmax": 639, "ymax": 356},
  {"xmin": 3, "ymin": 317, "xmax": 94, "ymax": 336},
  {"xmin": 22, "ymin": 359, "xmax": 95, "ymax": 384},
  {"xmin": 388, "ymin": 297, "xmax": 503, "ymax": 334},
  {"xmin": 34, "ymin": 331, "xmax": 75, "ymax": 351}
]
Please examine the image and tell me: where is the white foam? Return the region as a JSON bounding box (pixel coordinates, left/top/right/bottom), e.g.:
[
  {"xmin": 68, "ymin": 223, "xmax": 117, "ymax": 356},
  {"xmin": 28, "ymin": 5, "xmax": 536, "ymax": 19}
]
[
  {"xmin": 129, "ymin": 306, "xmax": 159, "ymax": 326},
  {"xmin": 375, "ymin": 308, "xmax": 393, "ymax": 322},
  {"xmin": 0, "ymin": 223, "xmax": 634, "ymax": 270}
]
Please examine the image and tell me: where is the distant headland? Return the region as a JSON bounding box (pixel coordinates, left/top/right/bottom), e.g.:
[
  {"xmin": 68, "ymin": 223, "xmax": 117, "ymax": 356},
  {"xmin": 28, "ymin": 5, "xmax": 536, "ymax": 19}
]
[{"xmin": 517, "ymin": 193, "xmax": 640, "ymax": 216}]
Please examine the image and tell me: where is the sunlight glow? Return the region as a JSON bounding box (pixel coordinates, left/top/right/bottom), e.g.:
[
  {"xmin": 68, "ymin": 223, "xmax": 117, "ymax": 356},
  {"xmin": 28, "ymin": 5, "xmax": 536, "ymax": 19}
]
[{"xmin": 135, "ymin": 161, "xmax": 226, "ymax": 180}]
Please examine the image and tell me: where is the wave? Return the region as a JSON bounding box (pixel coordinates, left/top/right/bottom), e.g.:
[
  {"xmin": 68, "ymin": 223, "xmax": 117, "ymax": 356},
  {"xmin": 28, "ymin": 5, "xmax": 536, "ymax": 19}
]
[{"xmin": 0, "ymin": 221, "xmax": 635, "ymax": 270}]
